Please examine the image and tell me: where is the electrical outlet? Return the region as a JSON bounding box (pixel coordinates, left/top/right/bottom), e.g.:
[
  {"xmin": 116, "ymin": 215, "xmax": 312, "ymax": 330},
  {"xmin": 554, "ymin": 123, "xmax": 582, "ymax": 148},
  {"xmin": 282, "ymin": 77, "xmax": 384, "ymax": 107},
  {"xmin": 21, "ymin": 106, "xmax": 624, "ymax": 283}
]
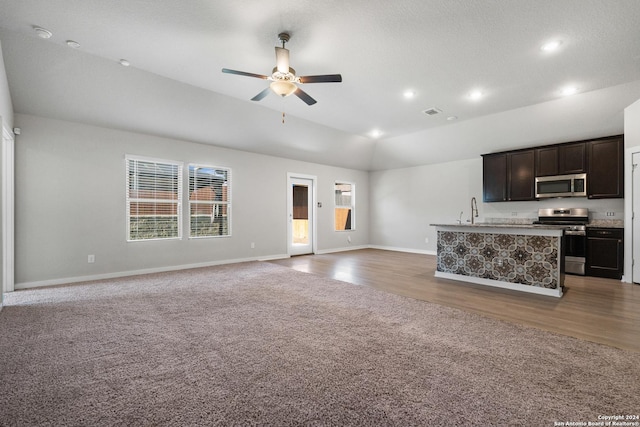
[
  {"xmin": 512, "ymin": 212, "xmax": 518, "ymax": 217},
  {"xmin": 606, "ymin": 212, "xmax": 615, "ymax": 217},
  {"xmin": 496, "ymin": 258, "xmax": 503, "ymax": 266},
  {"xmin": 88, "ymin": 254, "xmax": 95, "ymax": 264},
  {"xmin": 425, "ymin": 237, "xmax": 429, "ymax": 244},
  {"xmin": 250, "ymin": 242, "xmax": 255, "ymax": 249}
]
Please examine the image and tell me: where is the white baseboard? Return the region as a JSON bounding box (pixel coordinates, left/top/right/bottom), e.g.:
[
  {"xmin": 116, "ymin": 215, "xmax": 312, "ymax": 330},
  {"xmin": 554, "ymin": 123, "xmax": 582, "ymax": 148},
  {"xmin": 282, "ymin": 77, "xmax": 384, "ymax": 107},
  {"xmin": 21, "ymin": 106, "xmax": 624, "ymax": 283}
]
[
  {"xmin": 368, "ymin": 245, "xmax": 436, "ymax": 256},
  {"xmin": 14, "ymin": 253, "xmax": 290, "ymax": 290},
  {"xmin": 318, "ymin": 245, "xmax": 435, "ymax": 255},
  {"xmin": 13, "ymin": 246, "xmax": 435, "ymax": 290},
  {"xmin": 315, "ymin": 245, "xmax": 369, "ymax": 254}
]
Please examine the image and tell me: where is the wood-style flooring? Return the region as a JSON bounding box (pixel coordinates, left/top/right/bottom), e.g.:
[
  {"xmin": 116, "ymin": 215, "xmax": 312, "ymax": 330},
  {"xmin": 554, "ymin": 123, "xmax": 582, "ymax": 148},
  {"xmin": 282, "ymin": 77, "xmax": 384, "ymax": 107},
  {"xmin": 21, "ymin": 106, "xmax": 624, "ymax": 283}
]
[{"xmin": 269, "ymin": 249, "xmax": 640, "ymax": 352}]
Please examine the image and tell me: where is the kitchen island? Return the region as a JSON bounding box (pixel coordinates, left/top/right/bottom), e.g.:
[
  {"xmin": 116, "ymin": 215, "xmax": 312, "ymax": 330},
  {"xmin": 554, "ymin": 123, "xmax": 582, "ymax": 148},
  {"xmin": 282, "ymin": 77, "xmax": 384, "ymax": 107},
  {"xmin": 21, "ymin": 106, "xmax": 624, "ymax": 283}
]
[{"xmin": 431, "ymin": 223, "xmax": 564, "ymax": 297}]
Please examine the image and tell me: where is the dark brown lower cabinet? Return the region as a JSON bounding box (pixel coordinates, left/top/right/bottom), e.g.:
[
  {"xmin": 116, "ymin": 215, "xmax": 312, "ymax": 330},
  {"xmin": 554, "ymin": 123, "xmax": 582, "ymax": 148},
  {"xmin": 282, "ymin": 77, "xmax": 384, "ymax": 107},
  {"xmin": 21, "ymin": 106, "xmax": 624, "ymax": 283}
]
[{"xmin": 586, "ymin": 228, "xmax": 623, "ymax": 279}]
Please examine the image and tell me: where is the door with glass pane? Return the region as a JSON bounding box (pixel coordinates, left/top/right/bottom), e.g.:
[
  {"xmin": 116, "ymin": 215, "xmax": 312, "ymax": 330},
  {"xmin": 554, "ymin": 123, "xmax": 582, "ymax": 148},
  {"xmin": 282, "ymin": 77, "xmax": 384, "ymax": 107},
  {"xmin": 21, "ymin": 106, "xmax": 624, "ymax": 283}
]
[{"xmin": 288, "ymin": 176, "xmax": 314, "ymax": 256}]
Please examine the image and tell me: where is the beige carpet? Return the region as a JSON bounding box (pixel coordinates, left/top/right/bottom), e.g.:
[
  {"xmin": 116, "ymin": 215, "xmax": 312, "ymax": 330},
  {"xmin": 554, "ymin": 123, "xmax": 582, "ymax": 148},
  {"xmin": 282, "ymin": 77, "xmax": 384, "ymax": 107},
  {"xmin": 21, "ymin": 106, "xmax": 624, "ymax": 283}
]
[{"xmin": 0, "ymin": 261, "xmax": 638, "ymax": 426}]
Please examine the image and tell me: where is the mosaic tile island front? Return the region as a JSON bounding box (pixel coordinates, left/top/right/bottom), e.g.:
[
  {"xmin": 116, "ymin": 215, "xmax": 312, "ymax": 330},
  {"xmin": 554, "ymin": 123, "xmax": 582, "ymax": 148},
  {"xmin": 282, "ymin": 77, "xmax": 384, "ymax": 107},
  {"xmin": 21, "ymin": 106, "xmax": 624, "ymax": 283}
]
[{"xmin": 431, "ymin": 223, "xmax": 564, "ymax": 297}]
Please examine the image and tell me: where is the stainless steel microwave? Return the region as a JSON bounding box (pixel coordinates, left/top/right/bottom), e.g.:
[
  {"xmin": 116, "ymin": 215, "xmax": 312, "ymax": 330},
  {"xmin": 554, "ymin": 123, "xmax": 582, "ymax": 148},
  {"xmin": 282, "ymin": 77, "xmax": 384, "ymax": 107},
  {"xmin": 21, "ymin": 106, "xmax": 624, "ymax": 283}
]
[{"xmin": 535, "ymin": 173, "xmax": 587, "ymax": 198}]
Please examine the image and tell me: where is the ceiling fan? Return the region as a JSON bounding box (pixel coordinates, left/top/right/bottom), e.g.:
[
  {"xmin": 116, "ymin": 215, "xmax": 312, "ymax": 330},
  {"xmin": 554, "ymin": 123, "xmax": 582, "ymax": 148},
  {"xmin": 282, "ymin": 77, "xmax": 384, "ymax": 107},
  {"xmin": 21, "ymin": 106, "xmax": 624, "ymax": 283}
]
[{"xmin": 222, "ymin": 32, "xmax": 342, "ymax": 106}]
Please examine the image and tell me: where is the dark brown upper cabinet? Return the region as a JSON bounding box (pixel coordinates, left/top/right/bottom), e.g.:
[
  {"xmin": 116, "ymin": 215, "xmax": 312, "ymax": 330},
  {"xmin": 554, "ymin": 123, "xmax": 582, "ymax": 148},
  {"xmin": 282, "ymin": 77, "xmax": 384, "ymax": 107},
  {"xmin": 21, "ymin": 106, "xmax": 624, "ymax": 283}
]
[
  {"xmin": 508, "ymin": 150, "xmax": 536, "ymax": 201},
  {"xmin": 482, "ymin": 150, "xmax": 535, "ymax": 202},
  {"xmin": 482, "ymin": 134, "xmax": 623, "ymax": 202},
  {"xmin": 535, "ymin": 142, "xmax": 586, "ymax": 177},
  {"xmin": 482, "ymin": 153, "xmax": 507, "ymax": 202},
  {"xmin": 587, "ymin": 136, "xmax": 624, "ymax": 199},
  {"xmin": 535, "ymin": 146, "xmax": 558, "ymax": 177}
]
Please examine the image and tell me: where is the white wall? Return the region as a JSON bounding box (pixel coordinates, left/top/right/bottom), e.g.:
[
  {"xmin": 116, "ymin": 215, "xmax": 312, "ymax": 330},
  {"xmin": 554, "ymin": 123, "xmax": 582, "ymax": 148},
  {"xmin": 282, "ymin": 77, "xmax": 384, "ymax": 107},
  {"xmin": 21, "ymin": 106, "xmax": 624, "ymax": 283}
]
[
  {"xmin": 370, "ymin": 157, "xmax": 625, "ymax": 254},
  {"xmin": 0, "ymin": 38, "xmax": 14, "ymax": 308},
  {"xmin": 0, "ymin": 39, "xmax": 13, "ymax": 129},
  {"xmin": 13, "ymin": 114, "xmax": 369, "ymax": 288},
  {"xmin": 369, "ymin": 158, "xmax": 483, "ymax": 254},
  {"xmin": 623, "ymin": 98, "xmax": 640, "ymax": 282}
]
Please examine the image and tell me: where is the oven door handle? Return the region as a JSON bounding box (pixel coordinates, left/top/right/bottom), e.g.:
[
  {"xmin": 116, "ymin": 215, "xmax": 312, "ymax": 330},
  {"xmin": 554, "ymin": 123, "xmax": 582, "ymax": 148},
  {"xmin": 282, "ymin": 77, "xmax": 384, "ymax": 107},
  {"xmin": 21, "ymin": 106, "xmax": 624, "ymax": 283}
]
[{"xmin": 564, "ymin": 230, "xmax": 586, "ymax": 236}]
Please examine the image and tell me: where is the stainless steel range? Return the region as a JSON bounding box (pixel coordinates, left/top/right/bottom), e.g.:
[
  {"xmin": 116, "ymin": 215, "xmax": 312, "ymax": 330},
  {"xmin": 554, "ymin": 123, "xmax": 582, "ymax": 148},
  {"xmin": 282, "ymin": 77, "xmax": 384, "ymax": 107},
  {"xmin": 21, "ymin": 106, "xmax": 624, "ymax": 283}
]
[{"xmin": 534, "ymin": 208, "xmax": 588, "ymax": 276}]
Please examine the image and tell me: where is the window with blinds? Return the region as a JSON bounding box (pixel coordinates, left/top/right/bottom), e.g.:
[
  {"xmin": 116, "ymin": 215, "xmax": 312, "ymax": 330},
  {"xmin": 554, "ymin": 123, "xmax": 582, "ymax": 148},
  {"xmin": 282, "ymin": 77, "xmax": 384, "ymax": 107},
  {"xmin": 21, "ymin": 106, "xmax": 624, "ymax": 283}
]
[
  {"xmin": 335, "ymin": 182, "xmax": 354, "ymax": 231},
  {"xmin": 126, "ymin": 156, "xmax": 183, "ymax": 241},
  {"xmin": 189, "ymin": 165, "xmax": 231, "ymax": 238}
]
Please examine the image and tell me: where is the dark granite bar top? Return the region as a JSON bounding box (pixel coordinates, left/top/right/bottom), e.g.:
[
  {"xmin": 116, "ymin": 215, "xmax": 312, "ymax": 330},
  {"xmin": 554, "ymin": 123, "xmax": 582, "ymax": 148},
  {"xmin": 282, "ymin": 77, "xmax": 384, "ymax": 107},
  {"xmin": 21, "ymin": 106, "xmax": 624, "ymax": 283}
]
[
  {"xmin": 430, "ymin": 223, "xmax": 567, "ymax": 230},
  {"xmin": 434, "ymin": 218, "xmax": 624, "ymax": 229},
  {"xmin": 587, "ymin": 220, "xmax": 624, "ymax": 228}
]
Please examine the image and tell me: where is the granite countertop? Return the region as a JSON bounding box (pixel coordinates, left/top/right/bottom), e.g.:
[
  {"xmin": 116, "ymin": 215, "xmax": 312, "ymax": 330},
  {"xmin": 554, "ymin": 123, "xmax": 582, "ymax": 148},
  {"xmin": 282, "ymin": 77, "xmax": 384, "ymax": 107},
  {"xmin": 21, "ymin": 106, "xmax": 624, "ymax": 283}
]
[
  {"xmin": 430, "ymin": 223, "xmax": 568, "ymax": 230},
  {"xmin": 587, "ymin": 220, "xmax": 624, "ymax": 228},
  {"xmin": 433, "ymin": 220, "xmax": 624, "ymax": 229}
]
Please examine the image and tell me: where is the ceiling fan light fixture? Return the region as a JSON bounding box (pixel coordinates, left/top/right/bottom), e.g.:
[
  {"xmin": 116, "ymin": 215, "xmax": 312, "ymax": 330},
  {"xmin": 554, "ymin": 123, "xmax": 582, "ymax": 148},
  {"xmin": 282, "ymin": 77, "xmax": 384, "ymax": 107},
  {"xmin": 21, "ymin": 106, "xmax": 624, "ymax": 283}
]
[
  {"xmin": 270, "ymin": 80, "xmax": 297, "ymax": 97},
  {"xmin": 222, "ymin": 32, "xmax": 340, "ymax": 106},
  {"xmin": 275, "ymin": 47, "xmax": 290, "ymax": 74}
]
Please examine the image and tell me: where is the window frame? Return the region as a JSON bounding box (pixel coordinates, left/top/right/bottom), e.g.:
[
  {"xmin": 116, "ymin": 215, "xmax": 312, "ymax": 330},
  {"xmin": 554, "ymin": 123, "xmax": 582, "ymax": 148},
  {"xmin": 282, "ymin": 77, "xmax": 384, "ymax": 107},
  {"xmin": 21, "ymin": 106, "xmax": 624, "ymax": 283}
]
[
  {"xmin": 334, "ymin": 181, "xmax": 355, "ymax": 232},
  {"xmin": 125, "ymin": 155, "xmax": 183, "ymax": 242},
  {"xmin": 188, "ymin": 163, "xmax": 232, "ymax": 239}
]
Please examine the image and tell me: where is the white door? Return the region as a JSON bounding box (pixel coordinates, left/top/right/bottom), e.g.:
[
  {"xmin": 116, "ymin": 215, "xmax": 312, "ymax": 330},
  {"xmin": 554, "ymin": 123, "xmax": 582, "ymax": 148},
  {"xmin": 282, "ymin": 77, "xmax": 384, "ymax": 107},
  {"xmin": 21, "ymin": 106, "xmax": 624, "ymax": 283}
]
[
  {"xmin": 288, "ymin": 175, "xmax": 315, "ymax": 256},
  {"xmin": 633, "ymin": 152, "xmax": 640, "ymax": 282}
]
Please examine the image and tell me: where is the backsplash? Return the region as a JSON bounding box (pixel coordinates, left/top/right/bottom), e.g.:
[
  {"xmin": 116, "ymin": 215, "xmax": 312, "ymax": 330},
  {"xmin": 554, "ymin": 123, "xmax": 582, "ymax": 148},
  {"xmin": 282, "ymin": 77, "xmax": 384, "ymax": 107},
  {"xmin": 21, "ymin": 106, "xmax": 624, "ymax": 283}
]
[
  {"xmin": 483, "ymin": 217, "xmax": 624, "ymax": 227},
  {"xmin": 484, "ymin": 218, "xmax": 533, "ymax": 225},
  {"xmin": 480, "ymin": 197, "xmax": 624, "ymax": 225}
]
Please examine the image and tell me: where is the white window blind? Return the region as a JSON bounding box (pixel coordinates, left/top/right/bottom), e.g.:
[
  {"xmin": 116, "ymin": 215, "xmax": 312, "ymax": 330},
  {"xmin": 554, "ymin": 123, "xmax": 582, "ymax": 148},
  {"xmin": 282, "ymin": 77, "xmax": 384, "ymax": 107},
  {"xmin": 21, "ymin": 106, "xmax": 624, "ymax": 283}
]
[
  {"xmin": 189, "ymin": 165, "xmax": 231, "ymax": 238},
  {"xmin": 335, "ymin": 182, "xmax": 354, "ymax": 231},
  {"xmin": 126, "ymin": 156, "xmax": 183, "ymax": 241}
]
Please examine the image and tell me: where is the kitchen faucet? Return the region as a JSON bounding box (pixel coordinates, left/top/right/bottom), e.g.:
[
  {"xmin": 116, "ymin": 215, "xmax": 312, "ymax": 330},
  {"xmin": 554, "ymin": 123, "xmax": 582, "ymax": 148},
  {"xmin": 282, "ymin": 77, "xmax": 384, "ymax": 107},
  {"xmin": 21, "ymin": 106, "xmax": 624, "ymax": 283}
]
[{"xmin": 471, "ymin": 197, "xmax": 478, "ymax": 224}]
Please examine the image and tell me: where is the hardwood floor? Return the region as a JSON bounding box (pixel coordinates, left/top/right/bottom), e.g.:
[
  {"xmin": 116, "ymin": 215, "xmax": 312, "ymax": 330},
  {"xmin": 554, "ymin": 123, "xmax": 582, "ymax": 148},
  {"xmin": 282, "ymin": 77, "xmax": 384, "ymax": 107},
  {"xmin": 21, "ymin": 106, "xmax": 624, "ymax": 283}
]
[{"xmin": 269, "ymin": 249, "xmax": 640, "ymax": 352}]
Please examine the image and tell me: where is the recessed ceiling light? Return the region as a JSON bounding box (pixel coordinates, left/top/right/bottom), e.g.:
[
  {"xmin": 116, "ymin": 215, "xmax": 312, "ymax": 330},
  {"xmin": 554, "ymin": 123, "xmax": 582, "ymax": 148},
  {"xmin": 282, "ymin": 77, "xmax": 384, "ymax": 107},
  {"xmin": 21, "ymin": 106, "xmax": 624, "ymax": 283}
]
[
  {"xmin": 469, "ymin": 90, "xmax": 483, "ymax": 101},
  {"xmin": 403, "ymin": 90, "xmax": 416, "ymax": 99},
  {"xmin": 34, "ymin": 27, "xmax": 52, "ymax": 39},
  {"xmin": 541, "ymin": 40, "xmax": 562, "ymax": 52},
  {"xmin": 370, "ymin": 129, "xmax": 383, "ymax": 138},
  {"xmin": 447, "ymin": 116, "xmax": 458, "ymax": 121},
  {"xmin": 119, "ymin": 59, "xmax": 131, "ymax": 67},
  {"xmin": 560, "ymin": 86, "xmax": 579, "ymax": 96},
  {"xmin": 66, "ymin": 40, "xmax": 80, "ymax": 49}
]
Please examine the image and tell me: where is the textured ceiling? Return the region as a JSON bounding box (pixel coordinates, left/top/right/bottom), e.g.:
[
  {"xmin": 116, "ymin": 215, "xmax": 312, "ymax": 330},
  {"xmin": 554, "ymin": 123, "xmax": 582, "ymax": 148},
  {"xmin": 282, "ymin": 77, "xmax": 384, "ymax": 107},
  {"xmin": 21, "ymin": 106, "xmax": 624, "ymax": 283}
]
[{"xmin": 1, "ymin": 0, "xmax": 640, "ymax": 170}]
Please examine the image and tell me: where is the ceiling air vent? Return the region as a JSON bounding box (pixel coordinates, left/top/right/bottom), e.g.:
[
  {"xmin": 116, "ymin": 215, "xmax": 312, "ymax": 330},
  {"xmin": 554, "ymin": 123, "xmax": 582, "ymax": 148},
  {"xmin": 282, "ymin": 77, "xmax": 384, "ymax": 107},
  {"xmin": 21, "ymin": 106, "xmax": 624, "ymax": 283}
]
[{"xmin": 422, "ymin": 107, "xmax": 442, "ymax": 116}]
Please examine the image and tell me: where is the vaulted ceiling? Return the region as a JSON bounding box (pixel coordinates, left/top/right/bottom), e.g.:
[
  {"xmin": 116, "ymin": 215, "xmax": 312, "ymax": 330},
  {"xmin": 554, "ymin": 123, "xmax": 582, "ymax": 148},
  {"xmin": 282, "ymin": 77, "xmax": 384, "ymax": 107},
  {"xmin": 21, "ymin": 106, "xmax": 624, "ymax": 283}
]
[{"xmin": 1, "ymin": 0, "xmax": 640, "ymax": 170}]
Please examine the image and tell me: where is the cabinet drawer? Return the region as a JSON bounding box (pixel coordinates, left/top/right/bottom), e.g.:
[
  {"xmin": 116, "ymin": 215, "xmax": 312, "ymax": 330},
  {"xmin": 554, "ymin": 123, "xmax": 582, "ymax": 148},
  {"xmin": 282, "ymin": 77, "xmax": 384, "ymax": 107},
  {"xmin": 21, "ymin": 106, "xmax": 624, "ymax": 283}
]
[{"xmin": 587, "ymin": 228, "xmax": 623, "ymax": 239}]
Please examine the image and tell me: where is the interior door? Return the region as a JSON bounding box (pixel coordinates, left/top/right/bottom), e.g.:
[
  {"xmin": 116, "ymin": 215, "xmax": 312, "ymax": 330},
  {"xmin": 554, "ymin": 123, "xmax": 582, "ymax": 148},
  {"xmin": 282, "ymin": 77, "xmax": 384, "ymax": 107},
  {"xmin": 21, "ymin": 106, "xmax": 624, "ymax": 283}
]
[
  {"xmin": 633, "ymin": 152, "xmax": 640, "ymax": 282},
  {"xmin": 288, "ymin": 176, "xmax": 314, "ymax": 256}
]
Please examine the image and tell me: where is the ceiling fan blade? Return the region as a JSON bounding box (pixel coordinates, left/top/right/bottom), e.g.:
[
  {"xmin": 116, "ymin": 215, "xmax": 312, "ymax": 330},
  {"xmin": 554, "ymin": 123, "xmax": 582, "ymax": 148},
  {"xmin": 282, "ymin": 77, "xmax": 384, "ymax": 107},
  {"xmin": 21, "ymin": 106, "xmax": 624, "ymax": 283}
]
[
  {"xmin": 298, "ymin": 74, "xmax": 342, "ymax": 84},
  {"xmin": 275, "ymin": 47, "xmax": 290, "ymax": 74},
  {"xmin": 251, "ymin": 87, "xmax": 271, "ymax": 102},
  {"xmin": 294, "ymin": 87, "xmax": 317, "ymax": 106},
  {"xmin": 221, "ymin": 68, "xmax": 269, "ymax": 80}
]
